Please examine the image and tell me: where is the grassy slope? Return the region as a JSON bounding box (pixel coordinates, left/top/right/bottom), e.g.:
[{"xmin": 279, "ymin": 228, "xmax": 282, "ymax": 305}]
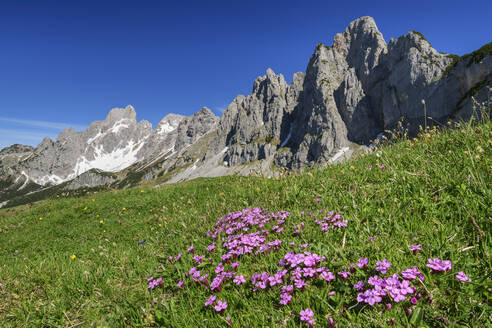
[{"xmin": 0, "ymin": 121, "xmax": 490, "ymax": 327}]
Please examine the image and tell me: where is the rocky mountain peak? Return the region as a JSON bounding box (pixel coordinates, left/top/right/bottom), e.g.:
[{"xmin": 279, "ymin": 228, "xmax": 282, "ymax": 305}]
[
  {"xmin": 252, "ymin": 69, "xmax": 288, "ymax": 101},
  {"xmin": 197, "ymin": 107, "xmax": 215, "ymax": 116},
  {"xmin": 156, "ymin": 113, "xmax": 185, "ymax": 135},
  {"xmin": 173, "ymin": 107, "xmax": 219, "ymax": 152},
  {"xmin": 333, "ymin": 16, "xmax": 387, "ymax": 79},
  {"xmin": 0, "ymin": 144, "xmax": 34, "ymax": 156},
  {"xmin": 57, "ymin": 127, "xmax": 77, "ymax": 141},
  {"xmin": 105, "ymin": 105, "xmax": 137, "ymax": 124}
]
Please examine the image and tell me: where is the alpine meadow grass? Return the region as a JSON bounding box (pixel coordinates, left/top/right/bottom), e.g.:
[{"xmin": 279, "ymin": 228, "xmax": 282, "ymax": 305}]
[{"xmin": 0, "ymin": 116, "xmax": 490, "ymax": 327}]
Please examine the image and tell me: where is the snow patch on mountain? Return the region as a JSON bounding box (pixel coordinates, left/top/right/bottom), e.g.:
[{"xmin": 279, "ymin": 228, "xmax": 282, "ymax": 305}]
[
  {"xmin": 109, "ymin": 120, "xmax": 130, "ymax": 134},
  {"xmin": 73, "ymin": 139, "xmax": 146, "ymax": 176},
  {"xmin": 157, "ymin": 122, "xmax": 176, "ymax": 135},
  {"xmin": 34, "ymin": 174, "xmax": 65, "ymax": 186},
  {"xmin": 87, "ymin": 131, "xmax": 103, "ymax": 144},
  {"xmin": 18, "ymin": 171, "xmax": 30, "ymax": 190}
]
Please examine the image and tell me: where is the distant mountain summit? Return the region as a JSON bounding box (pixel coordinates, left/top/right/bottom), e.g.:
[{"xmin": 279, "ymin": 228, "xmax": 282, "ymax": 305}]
[{"xmin": 1, "ymin": 16, "xmax": 490, "ymax": 208}]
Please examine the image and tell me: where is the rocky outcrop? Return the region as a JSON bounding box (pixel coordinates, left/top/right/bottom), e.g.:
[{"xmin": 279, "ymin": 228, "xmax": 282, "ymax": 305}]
[
  {"xmin": 174, "ymin": 107, "xmax": 220, "ymax": 152},
  {"xmin": 64, "ymin": 169, "xmax": 117, "ymax": 190},
  {"xmin": 204, "ymin": 16, "xmax": 491, "ymax": 170},
  {"xmin": 0, "ymin": 144, "xmax": 34, "ymax": 156},
  {"xmin": 0, "ymin": 144, "xmax": 34, "ymax": 176}
]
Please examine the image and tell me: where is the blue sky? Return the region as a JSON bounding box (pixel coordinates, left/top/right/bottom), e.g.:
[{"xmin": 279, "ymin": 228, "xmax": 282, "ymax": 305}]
[{"xmin": 1, "ymin": 0, "xmax": 491, "ymax": 149}]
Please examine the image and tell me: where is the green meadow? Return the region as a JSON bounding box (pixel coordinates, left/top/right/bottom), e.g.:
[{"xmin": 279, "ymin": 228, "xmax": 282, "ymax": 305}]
[{"xmin": 0, "ymin": 118, "xmax": 490, "ymax": 327}]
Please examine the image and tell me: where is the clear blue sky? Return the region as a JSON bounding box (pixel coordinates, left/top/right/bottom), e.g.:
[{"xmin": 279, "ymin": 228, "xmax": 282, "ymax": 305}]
[{"xmin": 1, "ymin": 0, "xmax": 490, "ymax": 149}]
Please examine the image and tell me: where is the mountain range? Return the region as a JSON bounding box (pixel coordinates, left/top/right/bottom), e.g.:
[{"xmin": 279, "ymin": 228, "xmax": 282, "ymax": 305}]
[{"xmin": 1, "ymin": 16, "xmax": 490, "ymax": 208}]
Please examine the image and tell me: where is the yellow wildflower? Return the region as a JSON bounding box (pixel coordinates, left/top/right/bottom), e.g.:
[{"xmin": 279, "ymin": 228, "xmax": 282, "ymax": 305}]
[
  {"xmin": 39, "ymin": 217, "xmax": 43, "ymax": 221},
  {"xmin": 71, "ymin": 254, "xmax": 76, "ymax": 260}
]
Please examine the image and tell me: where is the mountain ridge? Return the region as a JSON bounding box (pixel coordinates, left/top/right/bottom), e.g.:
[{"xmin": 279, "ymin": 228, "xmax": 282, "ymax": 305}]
[{"xmin": 1, "ymin": 16, "xmax": 490, "ymax": 208}]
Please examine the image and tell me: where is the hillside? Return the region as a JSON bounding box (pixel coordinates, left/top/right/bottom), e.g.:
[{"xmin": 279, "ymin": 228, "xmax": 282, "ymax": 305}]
[{"xmin": 0, "ymin": 117, "xmax": 490, "ymax": 327}]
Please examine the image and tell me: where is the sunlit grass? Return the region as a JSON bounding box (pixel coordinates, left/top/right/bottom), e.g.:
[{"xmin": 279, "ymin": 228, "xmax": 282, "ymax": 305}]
[{"xmin": 0, "ymin": 118, "xmax": 490, "ymax": 327}]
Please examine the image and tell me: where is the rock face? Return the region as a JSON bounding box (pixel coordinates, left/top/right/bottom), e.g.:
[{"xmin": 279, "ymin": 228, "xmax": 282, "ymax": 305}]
[
  {"xmin": 0, "ymin": 144, "xmax": 34, "ymax": 176},
  {"xmin": 1, "ymin": 16, "xmax": 491, "ymax": 207},
  {"xmin": 0, "ymin": 144, "xmax": 34, "ymax": 156},
  {"xmin": 64, "ymin": 169, "xmax": 117, "ymax": 190},
  {"xmin": 203, "ymin": 16, "xmax": 491, "ymax": 170},
  {"xmin": 174, "ymin": 107, "xmax": 220, "ymax": 152},
  {"xmin": 1, "ymin": 105, "xmax": 219, "ymax": 193}
]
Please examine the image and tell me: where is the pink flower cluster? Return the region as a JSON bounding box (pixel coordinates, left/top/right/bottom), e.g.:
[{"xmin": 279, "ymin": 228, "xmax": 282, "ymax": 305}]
[
  {"xmin": 315, "ymin": 211, "xmax": 347, "ymax": 231},
  {"xmin": 204, "ymin": 295, "xmax": 228, "ymax": 312},
  {"xmin": 357, "ymin": 273, "xmax": 416, "ymax": 305},
  {"xmin": 401, "ymin": 266, "xmax": 424, "ymax": 280},
  {"xmin": 356, "ymin": 257, "xmax": 369, "ymax": 268},
  {"xmin": 251, "ymin": 269, "xmax": 288, "ymax": 291},
  {"xmin": 147, "ymin": 276, "xmax": 162, "ymax": 289},
  {"xmin": 300, "ymin": 308, "xmax": 314, "ymax": 327},
  {"xmin": 375, "ymin": 259, "xmax": 392, "ymax": 274},
  {"xmin": 426, "ymin": 258, "xmax": 452, "ymax": 272},
  {"xmin": 149, "ymin": 207, "xmax": 472, "ymax": 325},
  {"xmin": 455, "ymin": 271, "xmax": 472, "ymax": 283}
]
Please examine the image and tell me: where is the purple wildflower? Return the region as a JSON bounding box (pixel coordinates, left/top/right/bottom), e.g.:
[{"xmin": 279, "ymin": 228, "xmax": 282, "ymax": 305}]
[
  {"xmin": 376, "ymin": 259, "xmax": 392, "ymax": 274},
  {"xmin": 354, "ymin": 280, "xmax": 365, "ymax": 290},
  {"xmin": 299, "ymin": 308, "xmax": 314, "ymax": 327},
  {"xmin": 282, "ymin": 285, "xmax": 294, "ymax": 294},
  {"xmin": 401, "ymin": 266, "xmax": 424, "ymax": 280},
  {"xmin": 455, "ymin": 271, "xmax": 471, "ymax": 283},
  {"xmin": 427, "ymin": 258, "xmax": 452, "ymax": 272},
  {"xmin": 205, "ymin": 294, "xmax": 216, "ymax": 307},
  {"xmin": 358, "ymin": 289, "xmax": 382, "ymax": 305},
  {"xmin": 356, "ymin": 257, "xmax": 369, "ymax": 268},
  {"xmin": 192, "ymin": 271, "xmax": 201, "ymax": 282},
  {"xmin": 269, "ymin": 275, "xmax": 283, "ymax": 286},
  {"xmin": 279, "ymin": 293, "xmax": 292, "ymax": 305},
  {"xmin": 408, "ymin": 244, "xmax": 422, "ymax": 255},
  {"xmin": 321, "ymin": 271, "xmax": 335, "ymax": 282},
  {"xmin": 294, "ymin": 279, "xmax": 308, "ymax": 290},
  {"xmin": 193, "ymin": 255, "xmax": 205, "ymax": 264},
  {"xmin": 215, "ymin": 262, "xmax": 224, "ymax": 274},
  {"xmin": 206, "ymin": 243, "xmax": 216, "ymax": 252},
  {"xmin": 303, "ymin": 268, "xmax": 316, "ymax": 278},
  {"xmin": 233, "ymin": 275, "xmax": 246, "ymax": 285},
  {"xmin": 338, "ymin": 271, "xmax": 351, "ymax": 280},
  {"xmin": 333, "ymin": 220, "xmax": 348, "ymax": 228},
  {"xmin": 214, "ymin": 300, "xmax": 227, "ymax": 312}
]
